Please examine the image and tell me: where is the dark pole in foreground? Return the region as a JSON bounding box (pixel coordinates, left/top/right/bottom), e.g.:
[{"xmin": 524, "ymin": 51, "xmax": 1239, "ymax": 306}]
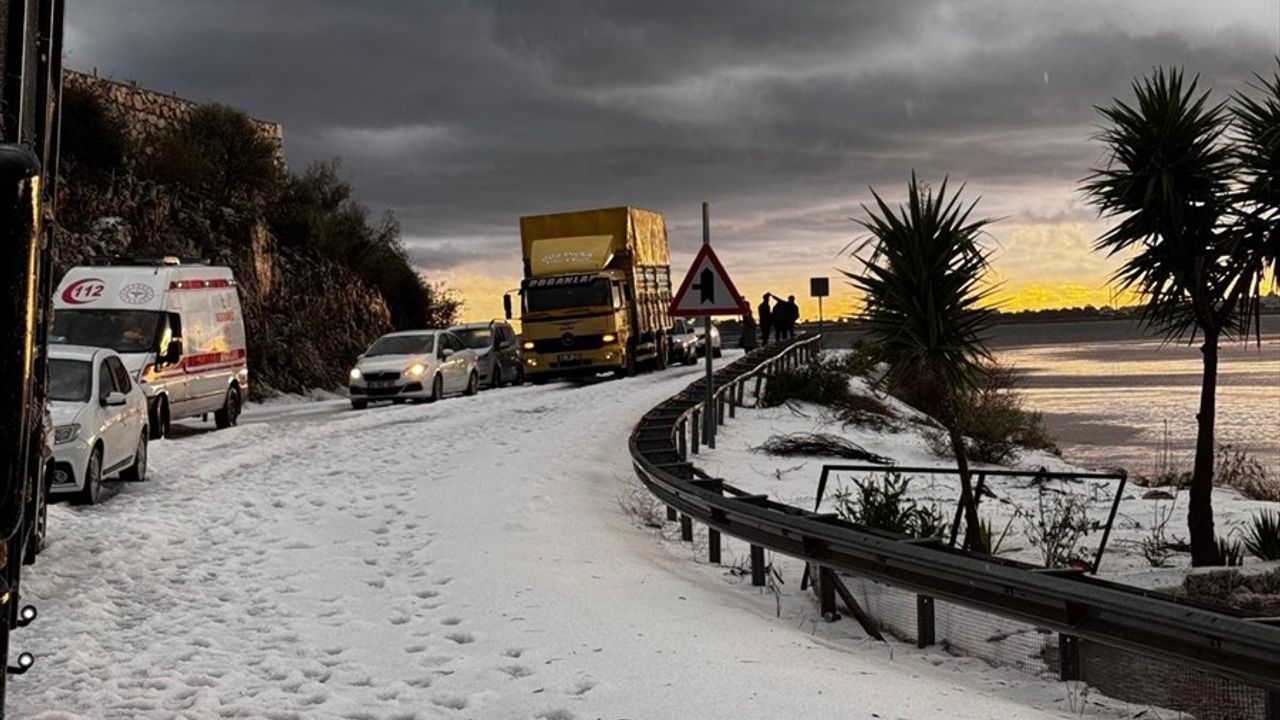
[{"xmin": 702, "ymin": 202, "xmax": 715, "ymax": 449}]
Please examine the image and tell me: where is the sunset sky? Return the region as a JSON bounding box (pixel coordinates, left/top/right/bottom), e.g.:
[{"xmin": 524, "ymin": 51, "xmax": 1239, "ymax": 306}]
[{"xmin": 67, "ymin": 1, "xmax": 1279, "ymax": 322}]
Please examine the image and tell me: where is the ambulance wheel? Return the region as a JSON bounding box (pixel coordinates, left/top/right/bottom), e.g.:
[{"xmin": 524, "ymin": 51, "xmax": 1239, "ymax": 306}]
[
  {"xmin": 215, "ymin": 386, "xmax": 241, "ymax": 429},
  {"xmin": 150, "ymin": 397, "xmax": 171, "ymax": 440}
]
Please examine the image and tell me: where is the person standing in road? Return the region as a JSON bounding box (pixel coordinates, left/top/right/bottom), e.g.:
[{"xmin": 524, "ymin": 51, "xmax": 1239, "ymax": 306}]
[
  {"xmin": 739, "ymin": 299, "xmax": 759, "ymax": 350},
  {"xmin": 758, "ymin": 293, "xmax": 773, "ymax": 344},
  {"xmin": 777, "ymin": 295, "xmax": 799, "ymax": 340}
]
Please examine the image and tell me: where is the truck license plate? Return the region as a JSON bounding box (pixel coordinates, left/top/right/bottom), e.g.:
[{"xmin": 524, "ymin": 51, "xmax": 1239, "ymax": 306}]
[{"xmin": 558, "ymin": 353, "xmax": 580, "ymax": 363}]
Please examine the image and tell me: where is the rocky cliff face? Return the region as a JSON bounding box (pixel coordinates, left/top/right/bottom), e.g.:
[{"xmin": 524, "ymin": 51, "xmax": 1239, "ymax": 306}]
[{"xmin": 55, "ymin": 169, "xmax": 392, "ymax": 397}]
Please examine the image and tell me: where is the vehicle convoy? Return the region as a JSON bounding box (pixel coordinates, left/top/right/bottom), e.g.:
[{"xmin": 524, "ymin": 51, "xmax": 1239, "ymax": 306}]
[
  {"xmin": 508, "ymin": 207, "xmax": 673, "ymax": 382},
  {"xmin": 48, "ymin": 346, "xmax": 149, "ymax": 505},
  {"xmin": 51, "ymin": 258, "xmax": 249, "ymax": 439},
  {"xmin": 348, "ymin": 330, "xmax": 480, "ymax": 409},
  {"xmin": 450, "ymin": 320, "xmax": 522, "ymax": 388}
]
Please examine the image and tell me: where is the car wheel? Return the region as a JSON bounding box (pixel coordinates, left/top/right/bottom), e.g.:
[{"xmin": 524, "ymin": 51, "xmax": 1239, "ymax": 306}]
[
  {"xmin": 490, "ymin": 360, "xmax": 504, "ymax": 389},
  {"xmin": 76, "ymin": 446, "xmax": 103, "ymax": 506},
  {"xmin": 514, "ymin": 364, "xmax": 525, "ymax": 386},
  {"xmin": 121, "ymin": 431, "xmax": 148, "ymax": 482},
  {"xmin": 713, "ymin": 347, "xmax": 722, "ymax": 359},
  {"xmin": 655, "ymin": 338, "xmax": 669, "ymax": 371},
  {"xmin": 428, "ymin": 374, "xmax": 443, "ymax": 403},
  {"xmin": 215, "ymin": 385, "xmax": 241, "ymax": 429},
  {"xmin": 465, "ymin": 370, "xmax": 479, "ymax": 396},
  {"xmin": 351, "ymin": 399, "xmax": 368, "ymax": 410}
]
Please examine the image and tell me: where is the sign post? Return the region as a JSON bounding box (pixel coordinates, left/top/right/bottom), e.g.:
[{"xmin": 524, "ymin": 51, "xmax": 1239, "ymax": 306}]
[
  {"xmin": 810, "ymin": 277, "xmax": 829, "ymax": 349},
  {"xmin": 669, "ymin": 202, "xmax": 748, "ymax": 450}
]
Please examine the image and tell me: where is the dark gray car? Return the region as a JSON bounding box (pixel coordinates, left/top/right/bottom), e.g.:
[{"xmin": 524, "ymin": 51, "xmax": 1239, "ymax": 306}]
[{"xmin": 450, "ymin": 321, "xmax": 523, "ymax": 388}]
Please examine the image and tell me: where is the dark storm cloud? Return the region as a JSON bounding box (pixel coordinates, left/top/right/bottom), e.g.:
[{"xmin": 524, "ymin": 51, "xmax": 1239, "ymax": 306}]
[{"xmin": 66, "ymin": 1, "xmax": 1277, "ymax": 275}]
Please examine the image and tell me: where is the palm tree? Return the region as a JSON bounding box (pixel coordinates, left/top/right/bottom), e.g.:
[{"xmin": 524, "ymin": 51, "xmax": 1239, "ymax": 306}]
[
  {"xmin": 845, "ymin": 174, "xmax": 996, "ymax": 552},
  {"xmin": 1232, "ymin": 60, "xmax": 1280, "ymax": 329},
  {"xmin": 1083, "ymin": 68, "xmax": 1242, "ymax": 566}
]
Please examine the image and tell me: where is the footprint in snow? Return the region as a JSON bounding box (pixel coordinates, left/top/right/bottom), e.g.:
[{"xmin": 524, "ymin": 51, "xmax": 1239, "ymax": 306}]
[
  {"xmin": 445, "ymin": 631, "xmax": 474, "ymax": 644},
  {"xmin": 498, "ymin": 665, "xmax": 533, "ymax": 678},
  {"xmin": 431, "ymin": 693, "xmax": 468, "ymax": 710},
  {"xmin": 440, "ymin": 617, "xmax": 462, "ymax": 626},
  {"xmin": 568, "ymin": 678, "xmax": 597, "ymax": 696}
]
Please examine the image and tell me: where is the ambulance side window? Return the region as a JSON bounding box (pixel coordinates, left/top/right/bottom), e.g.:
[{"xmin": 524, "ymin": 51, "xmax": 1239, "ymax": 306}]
[{"xmin": 158, "ymin": 313, "xmax": 184, "ymax": 366}]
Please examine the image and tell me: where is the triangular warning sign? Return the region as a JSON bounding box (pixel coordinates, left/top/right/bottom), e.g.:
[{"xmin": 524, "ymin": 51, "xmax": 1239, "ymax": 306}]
[{"xmin": 669, "ymin": 245, "xmax": 749, "ymax": 317}]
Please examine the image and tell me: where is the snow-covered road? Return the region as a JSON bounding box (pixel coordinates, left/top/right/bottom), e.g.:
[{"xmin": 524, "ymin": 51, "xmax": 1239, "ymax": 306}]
[{"xmin": 15, "ymin": 357, "xmax": 1116, "ymax": 719}]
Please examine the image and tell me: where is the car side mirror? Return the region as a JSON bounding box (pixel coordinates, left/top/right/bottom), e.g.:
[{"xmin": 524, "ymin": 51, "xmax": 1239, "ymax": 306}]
[
  {"xmin": 503, "ymin": 294, "xmax": 513, "ymax": 320},
  {"xmin": 441, "ymin": 348, "xmax": 455, "ymax": 358},
  {"xmin": 102, "ymin": 391, "xmax": 127, "ymax": 407}
]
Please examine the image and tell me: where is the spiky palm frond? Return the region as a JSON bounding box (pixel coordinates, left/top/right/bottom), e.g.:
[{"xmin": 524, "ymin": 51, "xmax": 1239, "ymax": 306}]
[
  {"xmin": 1231, "ymin": 59, "xmax": 1280, "ymax": 332},
  {"xmin": 1081, "ymin": 68, "xmax": 1237, "ymax": 341},
  {"xmin": 842, "ymin": 174, "xmax": 997, "ymax": 404}
]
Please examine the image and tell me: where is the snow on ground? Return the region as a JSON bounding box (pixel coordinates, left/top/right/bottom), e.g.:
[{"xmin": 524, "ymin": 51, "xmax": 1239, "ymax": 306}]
[
  {"xmin": 15, "ymin": 351, "xmax": 1164, "ymax": 719},
  {"xmin": 694, "ymin": 365, "xmax": 1278, "ymax": 590}
]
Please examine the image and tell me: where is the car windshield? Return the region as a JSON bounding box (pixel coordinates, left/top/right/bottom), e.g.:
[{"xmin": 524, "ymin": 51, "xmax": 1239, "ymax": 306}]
[
  {"xmin": 453, "ymin": 328, "xmax": 493, "ymax": 350},
  {"xmin": 365, "ymin": 334, "xmax": 434, "ymax": 357},
  {"xmin": 51, "ymin": 309, "xmax": 163, "ymax": 354},
  {"xmin": 49, "ymin": 358, "xmax": 92, "ymax": 403},
  {"xmin": 524, "ymin": 279, "xmax": 611, "ymax": 313}
]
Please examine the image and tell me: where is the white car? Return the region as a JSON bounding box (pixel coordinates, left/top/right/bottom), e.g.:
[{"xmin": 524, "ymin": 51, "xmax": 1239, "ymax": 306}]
[
  {"xmin": 49, "ymin": 345, "xmax": 149, "ymax": 504},
  {"xmin": 694, "ymin": 321, "xmax": 722, "ymax": 358},
  {"xmin": 348, "ymin": 330, "xmax": 480, "ymax": 409},
  {"xmin": 669, "ymin": 318, "xmax": 699, "ymax": 365}
]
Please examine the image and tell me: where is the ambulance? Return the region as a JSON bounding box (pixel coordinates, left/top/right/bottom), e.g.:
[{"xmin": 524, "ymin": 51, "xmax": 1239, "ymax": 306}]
[{"xmin": 51, "ymin": 257, "xmax": 249, "ymax": 438}]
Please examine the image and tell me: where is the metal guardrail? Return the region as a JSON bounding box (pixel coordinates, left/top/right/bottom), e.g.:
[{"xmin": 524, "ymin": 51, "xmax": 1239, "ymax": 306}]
[{"xmin": 628, "ymin": 334, "xmax": 1280, "ymax": 696}]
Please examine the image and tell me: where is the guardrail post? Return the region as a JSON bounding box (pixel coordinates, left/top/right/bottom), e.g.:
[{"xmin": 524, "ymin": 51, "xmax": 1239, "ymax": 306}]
[
  {"xmin": 1266, "ymin": 689, "xmax": 1279, "ymax": 720},
  {"xmin": 750, "ymin": 545, "xmax": 765, "ymax": 586},
  {"xmin": 817, "ymin": 566, "xmax": 839, "ymax": 621},
  {"xmin": 667, "ymin": 506, "xmax": 678, "ymax": 522},
  {"xmin": 753, "ymin": 374, "xmax": 762, "ymax": 406},
  {"xmin": 728, "ymin": 384, "xmax": 737, "ymax": 418},
  {"xmin": 708, "ymin": 527, "xmax": 720, "ymax": 564},
  {"xmin": 917, "ymin": 595, "xmax": 935, "ymax": 648},
  {"xmin": 680, "ymin": 514, "xmax": 693, "ymax": 542},
  {"xmin": 691, "ymin": 409, "xmax": 700, "ymax": 454},
  {"xmin": 1058, "ymin": 634, "xmax": 1080, "ymax": 681}
]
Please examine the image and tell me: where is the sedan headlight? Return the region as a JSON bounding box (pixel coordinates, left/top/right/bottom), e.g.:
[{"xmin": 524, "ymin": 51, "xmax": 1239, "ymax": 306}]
[
  {"xmin": 405, "ymin": 363, "xmax": 427, "ymax": 379},
  {"xmin": 349, "ymin": 367, "xmax": 362, "ymax": 381},
  {"xmin": 522, "ymin": 341, "xmax": 535, "ymax": 350},
  {"xmin": 54, "ymin": 424, "xmax": 80, "ymax": 445},
  {"xmin": 601, "ymin": 334, "xmax": 616, "ymax": 343}
]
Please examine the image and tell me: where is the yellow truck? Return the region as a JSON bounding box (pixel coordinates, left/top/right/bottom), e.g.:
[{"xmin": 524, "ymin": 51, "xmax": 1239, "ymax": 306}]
[{"xmin": 506, "ymin": 207, "xmax": 673, "ymax": 382}]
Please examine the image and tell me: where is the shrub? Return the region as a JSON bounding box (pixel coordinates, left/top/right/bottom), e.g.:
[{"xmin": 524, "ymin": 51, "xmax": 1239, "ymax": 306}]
[
  {"xmin": 1022, "ymin": 485, "xmax": 1091, "ymax": 568},
  {"xmin": 141, "ymin": 103, "xmax": 282, "ymax": 209},
  {"xmin": 1243, "ymin": 510, "xmax": 1280, "ymax": 561},
  {"xmin": 60, "ymin": 83, "xmax": 130, "ymax": 173},
  {"xmin": 1218, "ymin": 536, "xmax": 1245, "ymax": 567},
  {"xmin": 1215, "ymin": 444, "xmax": 1279, "ymax": 501},
  {"xmin": 832, "ymin": 473, "xmax": 944, "ymax": 538},
  {"xmin": 916, "ymin": 363, "xmax": 1056, "ymax": 465},
  {"xmin": 754, "ymin": 433, "xmax": 891, "ymax": 463},
  {"xmin": 760, "ymin": 355, "xmax": 857, "ymax": 408}
]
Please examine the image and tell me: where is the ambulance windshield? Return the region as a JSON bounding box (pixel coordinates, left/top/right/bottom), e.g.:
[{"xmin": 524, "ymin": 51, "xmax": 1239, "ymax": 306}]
[{"xmin": 51, "ymin": 309, "xmax": 164, "ymax": 354}]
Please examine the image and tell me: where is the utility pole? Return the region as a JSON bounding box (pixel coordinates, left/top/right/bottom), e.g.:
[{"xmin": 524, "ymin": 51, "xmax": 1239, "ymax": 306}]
[{"xmin": 702, "ymin": 202, "xmax": 715, "ymax": 449}]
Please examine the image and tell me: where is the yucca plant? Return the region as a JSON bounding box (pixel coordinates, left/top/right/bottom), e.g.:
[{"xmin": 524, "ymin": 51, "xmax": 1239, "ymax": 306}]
[
  {"xmin": 1083, "ymin": 68, "xmax": 1244, "ymax": 566},
  {"xmin": 1217, "ymin": 536, "xmax": 1244, "ymax": 567},
  {"xmin": 1243, "ymin": 510, "xmax": 1280, "ymax": 561},
  {"xmin": 844, "ymin": 174, "xmax": 996, "ymax": 552}
]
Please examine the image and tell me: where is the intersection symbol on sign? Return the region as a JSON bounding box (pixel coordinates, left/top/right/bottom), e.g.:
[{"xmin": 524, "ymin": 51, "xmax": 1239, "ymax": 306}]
[{"xmin": 669, "ymin": 244, "xmax": 748, "ymax": 317}]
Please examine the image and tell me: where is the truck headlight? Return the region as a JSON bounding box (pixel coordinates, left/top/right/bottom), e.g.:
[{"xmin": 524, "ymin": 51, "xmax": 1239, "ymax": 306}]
[
  {"xmin": 602, "ymin": 334, "xmax": 616, "ymax": 343},
  {"xmin": 405, "ymin": 363, "xmax": 427, "ymax": 379},
  {"xmin": 522, "ymin": 341, "xmax": 535, "ymax": 350},
  {"xmin": 54, "ymin": 424, "xmax": 80, "ymax": 445},
  {"xmin": 349, "ymin": 368, "xmax": 362, "ymax": 381}
]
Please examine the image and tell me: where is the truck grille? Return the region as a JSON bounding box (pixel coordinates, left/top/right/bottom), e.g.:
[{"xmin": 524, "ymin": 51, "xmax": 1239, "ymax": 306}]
[{"xmin": 532, "ymin": 333, "xmax": 607, "ymax": 354}]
